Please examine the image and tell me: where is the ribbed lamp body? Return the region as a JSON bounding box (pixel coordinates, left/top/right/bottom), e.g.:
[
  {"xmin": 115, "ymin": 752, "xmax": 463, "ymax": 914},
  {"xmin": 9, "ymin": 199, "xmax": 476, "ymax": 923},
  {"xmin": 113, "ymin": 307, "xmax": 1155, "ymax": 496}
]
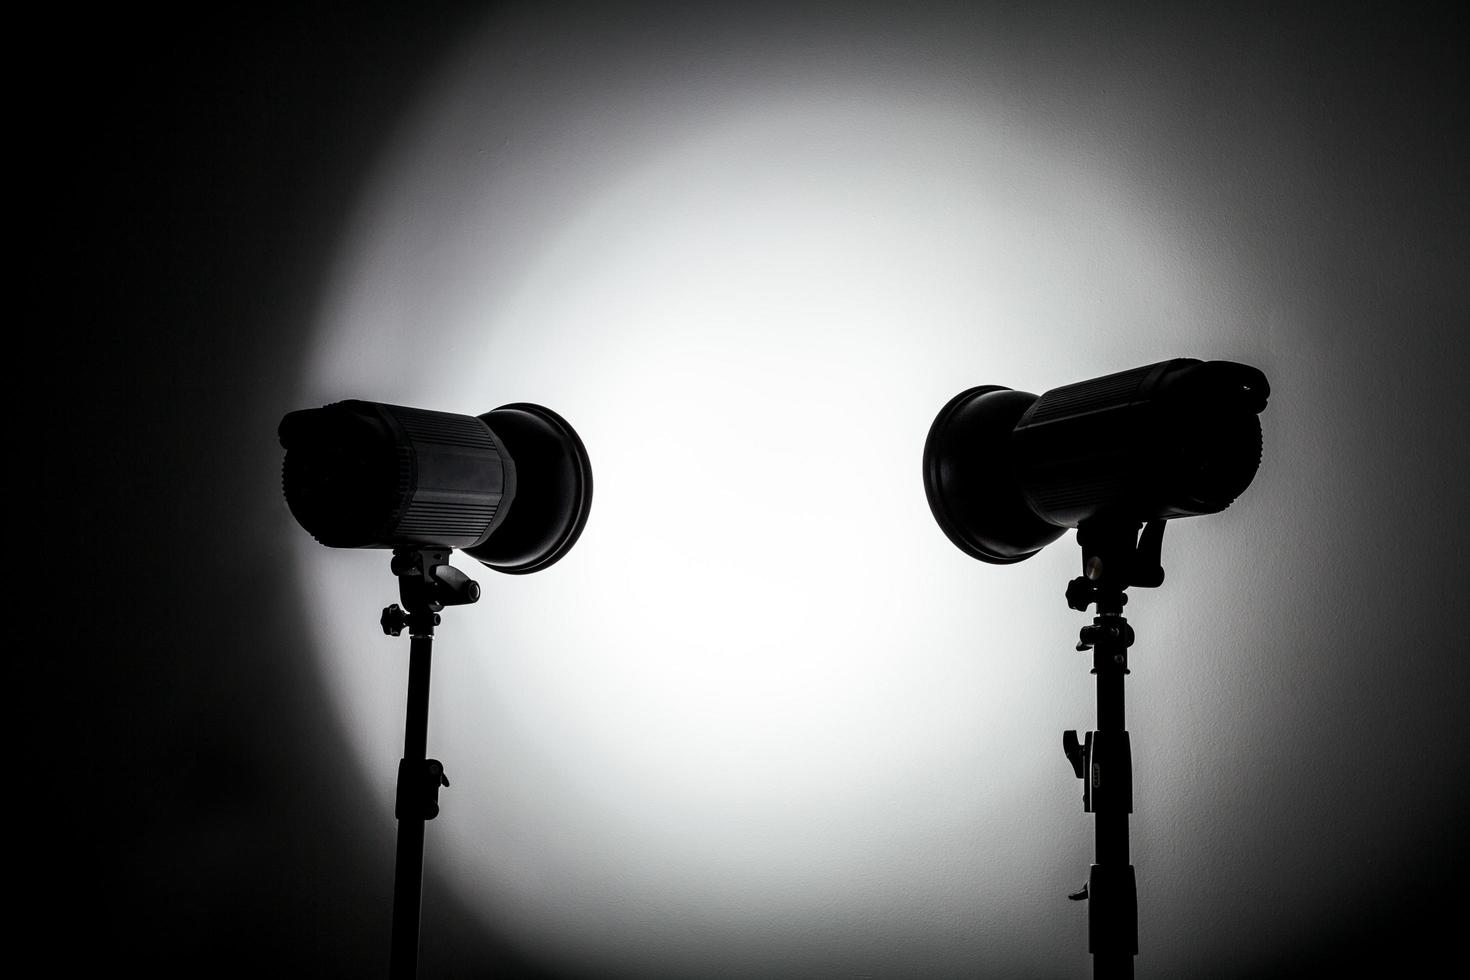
[{"xmin": 280, "ymin": 400, "xmax": 515, "ymax": 550}]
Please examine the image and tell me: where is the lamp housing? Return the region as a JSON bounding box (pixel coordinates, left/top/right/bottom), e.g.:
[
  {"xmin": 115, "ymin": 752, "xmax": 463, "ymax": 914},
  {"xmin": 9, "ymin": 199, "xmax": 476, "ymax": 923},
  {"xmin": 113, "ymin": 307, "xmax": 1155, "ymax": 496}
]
[
  {"xmin": 279, "ymin": 399, "xmax": 592, "ymax": 574},
  {"xmin": 923, "ymin": 358, "xmax": 1268, "ymax": 564}
]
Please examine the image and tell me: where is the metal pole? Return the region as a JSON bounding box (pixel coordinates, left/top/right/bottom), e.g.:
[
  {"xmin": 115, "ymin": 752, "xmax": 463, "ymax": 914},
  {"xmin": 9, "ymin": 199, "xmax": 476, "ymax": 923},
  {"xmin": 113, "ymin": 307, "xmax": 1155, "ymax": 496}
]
[
  {"xmin": 1089, "ymin": 593, "xmax": 1136, "ymax": 980},
  {"xmin": 390, "ymin": 630, "xmax": 434, "ymax": 980}
]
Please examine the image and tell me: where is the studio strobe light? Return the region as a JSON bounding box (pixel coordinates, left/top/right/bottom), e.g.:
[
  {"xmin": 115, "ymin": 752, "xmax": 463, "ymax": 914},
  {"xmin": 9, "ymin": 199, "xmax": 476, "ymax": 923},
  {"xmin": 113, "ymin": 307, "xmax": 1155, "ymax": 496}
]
[
  {"xmin": 280, "ymin": 399, "xmax": 592, "ymax": 571},
  {"xmin": 279, "ymin": 399, "xmax": 592, "ymax": 980},
  {"xmin": 924, "ymin": 357, "xmax": 1268, "ymax": 565},
  {"xmin": 923, "ymin": 358, "xmax": 1270, "ymax": 980}
]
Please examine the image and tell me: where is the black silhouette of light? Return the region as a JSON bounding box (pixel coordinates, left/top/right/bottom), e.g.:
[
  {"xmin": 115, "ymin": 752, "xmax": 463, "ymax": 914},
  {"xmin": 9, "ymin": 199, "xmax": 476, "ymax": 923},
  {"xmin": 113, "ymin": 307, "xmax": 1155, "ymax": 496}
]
[
  {"xmin": 280, "ymin": 399, "xmax": 592, "ymax": 573},
  {"xmin": 923, "ymin": 358, "xmax": 1269, "ymax": 563}
]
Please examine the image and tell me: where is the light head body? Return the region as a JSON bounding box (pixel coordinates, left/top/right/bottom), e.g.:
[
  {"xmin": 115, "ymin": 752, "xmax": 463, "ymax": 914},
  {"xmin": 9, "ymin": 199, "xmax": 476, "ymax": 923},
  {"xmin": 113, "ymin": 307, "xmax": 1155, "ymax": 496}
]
[
  {"xmin": 924, "ymin": 358, "xmax": 1269, "ymax": 564},
  {"xmin": 279, "ymin": 399, "xmax": 592, "ymax": 574}
]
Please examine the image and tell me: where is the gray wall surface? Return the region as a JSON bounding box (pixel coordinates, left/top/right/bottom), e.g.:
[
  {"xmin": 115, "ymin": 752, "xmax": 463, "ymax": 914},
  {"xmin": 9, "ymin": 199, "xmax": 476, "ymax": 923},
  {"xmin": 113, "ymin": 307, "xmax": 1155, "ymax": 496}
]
[{"xmin": 34, "ymin": 4, "xmax": 1466, "ymax": 977}]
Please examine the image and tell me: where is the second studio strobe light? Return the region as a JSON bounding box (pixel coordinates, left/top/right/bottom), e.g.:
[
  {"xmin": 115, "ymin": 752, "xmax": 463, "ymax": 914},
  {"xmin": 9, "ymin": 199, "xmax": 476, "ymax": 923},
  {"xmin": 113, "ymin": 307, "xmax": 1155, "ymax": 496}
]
[
  {"xmin": 923, "ymin": 358, "xmax": 1270, "ymax": 980},
  {"xmin": 279, "ymin": 399, "xmax": 593, "ymax": 980}
]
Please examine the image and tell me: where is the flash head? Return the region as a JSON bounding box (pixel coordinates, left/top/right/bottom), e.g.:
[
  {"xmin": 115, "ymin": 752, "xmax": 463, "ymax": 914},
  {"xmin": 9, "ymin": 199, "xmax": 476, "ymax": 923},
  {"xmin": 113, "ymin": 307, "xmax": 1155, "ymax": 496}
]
[
  {"xmin": 279, "ymin": 399, "xmax": 592, "ymax": 574},
  {"xmin": 923, "ymin": 358, "xmax": 1269, "ymax": 564}
]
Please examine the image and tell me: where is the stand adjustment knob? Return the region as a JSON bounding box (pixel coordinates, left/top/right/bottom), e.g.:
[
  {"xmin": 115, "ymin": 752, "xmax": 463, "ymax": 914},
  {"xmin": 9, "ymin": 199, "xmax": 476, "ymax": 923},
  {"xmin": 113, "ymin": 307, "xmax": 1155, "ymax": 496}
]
[
  {"xmin": 1063, "ymin": 730, "xmax": 1087, "ymax": 779},
  {"xmin": 1065, "ymin": 577, "xmax": 1095, "ymax": 612},
  {"xmin": 1076, "ymin": 621, "xmax": 1135, "ymax": 651},
  {"xmin": 381, "ymin": 604, "xmax": 410, "ymax": 636},
  {"xmin": 396, "ymin": 758, "xmax": 451, "ymax": 820}
]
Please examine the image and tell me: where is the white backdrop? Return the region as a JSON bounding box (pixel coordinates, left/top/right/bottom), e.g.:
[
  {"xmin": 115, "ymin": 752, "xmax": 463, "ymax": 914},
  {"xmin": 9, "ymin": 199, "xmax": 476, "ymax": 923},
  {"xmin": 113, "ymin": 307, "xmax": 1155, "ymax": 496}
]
[{"xmin": 290, "ymin": 8, "xmax": 1458, "ymax": 977}]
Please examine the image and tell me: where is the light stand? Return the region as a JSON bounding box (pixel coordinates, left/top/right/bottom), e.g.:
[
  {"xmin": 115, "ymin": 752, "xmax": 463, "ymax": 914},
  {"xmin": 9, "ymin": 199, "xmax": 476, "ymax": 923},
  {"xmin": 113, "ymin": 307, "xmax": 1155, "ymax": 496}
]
[
  {"xmin": 278, "ymin": 398, "xmax": 594, "ymax": 977},
  {"xmin": 1060, "ymin": 520, "xmax": 1167, "ymax": 980},
  {"xmin": 379, "ymin": 548, "xmax": 481, "ymax": 980},
  {"xmin": 921, "ymin": 360, "xmax": 1268, "ymax": 977}
]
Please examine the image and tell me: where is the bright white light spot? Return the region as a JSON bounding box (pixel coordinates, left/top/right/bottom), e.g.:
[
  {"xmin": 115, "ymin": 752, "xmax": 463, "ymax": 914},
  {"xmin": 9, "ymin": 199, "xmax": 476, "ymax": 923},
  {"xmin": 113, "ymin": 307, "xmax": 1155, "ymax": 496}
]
[{"xmin": 301, "ymin": 63, "xmax": 1244, "ymax": 978}]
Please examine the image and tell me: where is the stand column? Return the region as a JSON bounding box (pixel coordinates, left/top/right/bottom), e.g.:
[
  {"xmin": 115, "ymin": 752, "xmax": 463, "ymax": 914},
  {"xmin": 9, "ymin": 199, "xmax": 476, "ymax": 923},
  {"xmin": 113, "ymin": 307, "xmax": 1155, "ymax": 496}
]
[
  {"xmin": 1087, "ymin": 592, "xmax": 1137, "ymax": 980},
  {"xmin": 381, "ymin": 548, "xmax": 471, "ymax": 980},
  {"xmin": 390, "ymin": 628, "xmax": 435, "ymax": 980}
]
